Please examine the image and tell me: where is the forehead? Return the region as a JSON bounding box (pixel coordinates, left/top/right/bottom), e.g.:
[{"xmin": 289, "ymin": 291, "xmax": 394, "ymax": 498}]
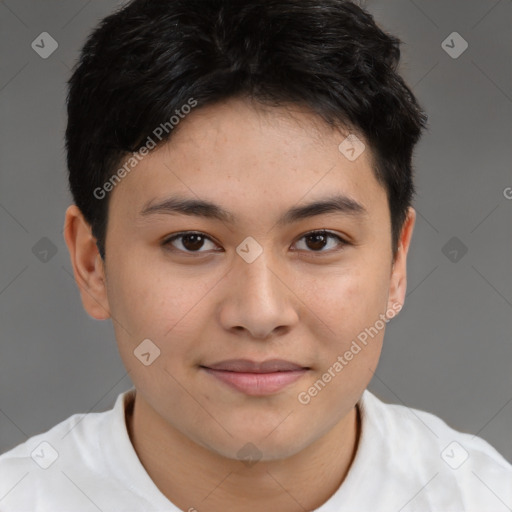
[{"xmin": 108, "ymin": 97, "xmax": 387, "ymax": 226}]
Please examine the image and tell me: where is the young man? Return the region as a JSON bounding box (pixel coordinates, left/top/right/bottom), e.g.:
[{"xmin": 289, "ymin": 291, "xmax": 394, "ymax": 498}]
[{"xmin": 1, "ymin": 0, "xmax": 511, "ymax": 510}]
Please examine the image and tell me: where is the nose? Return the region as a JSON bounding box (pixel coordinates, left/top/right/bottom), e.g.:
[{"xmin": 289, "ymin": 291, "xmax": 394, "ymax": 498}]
[{"xmin": 218, "ymin": 247, "xmax": 299, "ymax": 340}]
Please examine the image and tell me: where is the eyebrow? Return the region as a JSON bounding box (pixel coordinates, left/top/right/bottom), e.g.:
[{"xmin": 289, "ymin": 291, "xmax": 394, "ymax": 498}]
[{"xmin": 139, "ymin": 193, "xmax": 368, "ymax": 227}]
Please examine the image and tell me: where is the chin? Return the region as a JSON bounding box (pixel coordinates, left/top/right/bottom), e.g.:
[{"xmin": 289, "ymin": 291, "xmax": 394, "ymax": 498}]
[{"xmin": 199, "ymin": 430, "xmax": 309, "ymax": 464}]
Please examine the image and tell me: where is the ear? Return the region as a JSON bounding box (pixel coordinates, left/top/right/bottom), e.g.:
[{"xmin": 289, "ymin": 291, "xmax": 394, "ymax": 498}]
[
  {"xmin": 387, "ymin": 206, "xmax": 416, "ymax": 316},
  {"xmin": 63, "ymin": 205, "xmax": 111, "ymax": 320}
]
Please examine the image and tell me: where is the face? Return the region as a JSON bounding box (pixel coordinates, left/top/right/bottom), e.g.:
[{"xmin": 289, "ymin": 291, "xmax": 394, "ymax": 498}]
[{"xmin": 65, "ymin": 97, "xmax": 414, "ymax": 462}]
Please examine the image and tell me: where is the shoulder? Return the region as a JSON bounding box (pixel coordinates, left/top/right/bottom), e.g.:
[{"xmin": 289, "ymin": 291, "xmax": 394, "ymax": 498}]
[
  {"xmin": 359, "ymin": 390, "xmax": 512, "ymax": 510},
  {"xmin": 0, "ymin": 393, "xmax": 127, "ymax": 511}
]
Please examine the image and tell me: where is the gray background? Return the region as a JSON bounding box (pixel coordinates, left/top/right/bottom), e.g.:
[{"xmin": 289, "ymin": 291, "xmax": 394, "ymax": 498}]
[{"xmin": 1, "ymin": 0, "xmax": 511, "ymax": 464}]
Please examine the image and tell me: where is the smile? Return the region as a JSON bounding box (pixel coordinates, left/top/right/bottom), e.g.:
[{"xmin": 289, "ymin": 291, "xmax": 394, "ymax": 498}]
[{"xmin": 200, "ymin": 359, "xmax": 310, "ymax": 396}]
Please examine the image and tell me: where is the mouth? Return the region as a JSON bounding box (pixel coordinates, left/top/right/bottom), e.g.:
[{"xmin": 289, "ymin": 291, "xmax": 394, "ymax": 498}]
[{"xmin": 200, "ymin": 359, "xmax": 310, "ymax": 396}]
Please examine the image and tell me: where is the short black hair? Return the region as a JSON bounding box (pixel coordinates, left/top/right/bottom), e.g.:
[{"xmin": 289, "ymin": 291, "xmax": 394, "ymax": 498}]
[{"xmin": 65, "ymin": 0, "xmax": 428, "ymax": 261}]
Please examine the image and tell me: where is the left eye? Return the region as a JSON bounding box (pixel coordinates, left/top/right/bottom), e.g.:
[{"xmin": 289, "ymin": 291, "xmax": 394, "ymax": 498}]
[
  {"xmin": 162, "ymin": 230, "xmax": 347, "ymax": 254},
  {"xmin": 293, "ymin": 230, "xmax": 347, "ymax": 252}
]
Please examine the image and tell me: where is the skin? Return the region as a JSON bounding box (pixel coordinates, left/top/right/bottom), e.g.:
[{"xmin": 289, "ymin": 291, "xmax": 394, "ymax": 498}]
[{"xmin": 64, "ymin": 96, "xmax": 415, "ymax": 512}]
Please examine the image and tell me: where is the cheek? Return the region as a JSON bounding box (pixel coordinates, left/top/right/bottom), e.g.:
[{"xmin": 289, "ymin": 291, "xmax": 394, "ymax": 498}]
[
  {"xmin": 107, "ymin": 255, "xmax": 170, "ymax": 322},
  {"xmin": 106, "ymin": 259, "xmax": 216, "ymax": 349},
  {"xmin": 303, "ymin": 269, "xmax": 388, "ymax": 402},
  {"xmin": 106, "ymin": 265, "xmax": 206, "ymax": 389},
  {"xmin": 305, "ymin": 263, "xmax": 390, "ymax": 339}
]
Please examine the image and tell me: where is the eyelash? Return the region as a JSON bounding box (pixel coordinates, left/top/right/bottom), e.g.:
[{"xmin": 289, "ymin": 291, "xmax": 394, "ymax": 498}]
[{"xmin": 161, "ymin": 230, "xmax": 349, "ymax": 256}]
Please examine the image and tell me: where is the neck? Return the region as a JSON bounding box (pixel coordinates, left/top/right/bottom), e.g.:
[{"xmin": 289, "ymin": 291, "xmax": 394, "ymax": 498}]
[{"xmin": 126, "ymin": 392, "xmax": 361, "ymax": 512}]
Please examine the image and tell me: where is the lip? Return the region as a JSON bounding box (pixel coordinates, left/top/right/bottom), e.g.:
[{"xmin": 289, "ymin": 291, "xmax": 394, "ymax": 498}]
[
  {"xmin": 200, "ymin": 359, "xmax": 310, "ymax": 396},
  {"xmin": 204, "ymin": 358, "xmax": 307, "ymax": 373}
]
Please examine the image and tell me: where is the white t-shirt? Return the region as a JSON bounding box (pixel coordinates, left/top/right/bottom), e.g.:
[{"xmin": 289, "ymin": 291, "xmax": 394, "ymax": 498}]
[{"xmin": 1, "ymin": 387, "xmax": 511, "ymax": 511}]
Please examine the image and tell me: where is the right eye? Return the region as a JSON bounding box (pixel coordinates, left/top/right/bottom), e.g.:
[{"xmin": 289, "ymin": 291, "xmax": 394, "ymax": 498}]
[{"xmin": 161, "ymin": 231, "xmax": 221, "ymax": 254}]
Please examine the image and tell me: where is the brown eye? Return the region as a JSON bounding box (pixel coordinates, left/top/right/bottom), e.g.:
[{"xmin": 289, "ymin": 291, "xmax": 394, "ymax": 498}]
[
  {"xmin": 162, "ymin": 232, "xmax": 219, "ymax": 253},
  {"xmin": 305, "ymin": 232, "xmax": 329, "ymax": 251},
  {"xmin": 162, "ymin": 229, "xmax": 348, "ymax": 256},
  {"xmin": 180, "ymin": 234, "xmax": 206, "ymax": 251},
  {"xmin": 293, "ymin": 230, "xmax": 347, "ymax": 253}
]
